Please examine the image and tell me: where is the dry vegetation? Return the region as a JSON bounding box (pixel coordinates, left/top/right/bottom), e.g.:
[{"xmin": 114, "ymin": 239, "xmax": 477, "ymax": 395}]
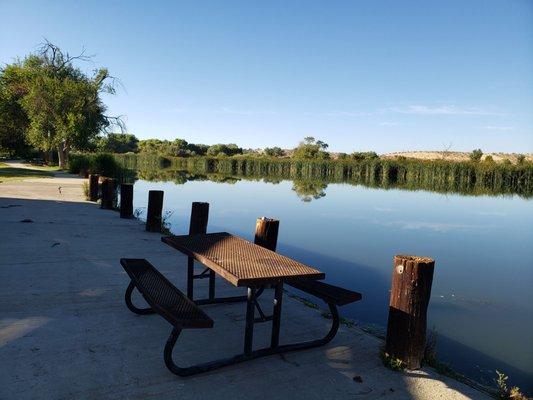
[{"xmin": 381, "ymin": 151, "xmax": 532, "ymax": 164}]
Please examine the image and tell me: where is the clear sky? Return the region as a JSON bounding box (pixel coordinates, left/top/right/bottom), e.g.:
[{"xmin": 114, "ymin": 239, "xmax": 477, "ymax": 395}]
[{"xmin": 1, "ymin": 0, "xmax": 532, "ymax": 153}]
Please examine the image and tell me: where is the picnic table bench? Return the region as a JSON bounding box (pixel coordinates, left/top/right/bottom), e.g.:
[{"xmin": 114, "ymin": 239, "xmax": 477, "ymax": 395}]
[{"xmin": 120, "ymin": 232, "xmax": 361, "ymax": 376}]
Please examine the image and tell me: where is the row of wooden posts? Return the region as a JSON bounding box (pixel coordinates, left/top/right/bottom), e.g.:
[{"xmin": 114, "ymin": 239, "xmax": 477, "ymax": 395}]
[{"xmin": 88, "ymin": 173, "xmax": 436, "ymax": 370}]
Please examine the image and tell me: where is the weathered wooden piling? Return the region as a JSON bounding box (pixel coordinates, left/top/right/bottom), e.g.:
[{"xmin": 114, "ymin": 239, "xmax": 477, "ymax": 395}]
[
  {"xmin": 146, "ymin": 190, "xmax": 164, "ymax": 232},
  {"xmin": 120, "ymin": 184, "xmax": 134, "ymax": 218},
  {"xmin": 100, "ymin": 179, "xmax": 109, "ymax": 209},
  {"xmin": 89, "ymin": 174, "xmax": 99, "ymax": 201},
  {"xmin": 189, "ymin": 202, "xmax": 209, "ymax": 235},
  {"xmin": 254, "ymin": 217, "xmax": 280, "ymax": 251},
  {"xmin": 100, "ymin": 178, "xmax": 117, "ymax": 210},
  {"xmin": 385, "ymin": 254, "xmax": 435, "ymax": 369},
  {"xmin": 188, "ymin": 202, "xmax": 210, "ymax": 299}
]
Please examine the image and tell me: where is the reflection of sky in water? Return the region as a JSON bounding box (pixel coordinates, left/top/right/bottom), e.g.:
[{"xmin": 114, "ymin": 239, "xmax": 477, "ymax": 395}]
[{"xmin": 132, "ymin": 178, "xmax": 533, "ymax": 390}]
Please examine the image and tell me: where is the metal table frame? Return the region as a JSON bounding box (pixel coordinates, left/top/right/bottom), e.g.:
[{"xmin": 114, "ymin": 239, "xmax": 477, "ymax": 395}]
[{"xmin": 161, "ymin": 233, "xmax": 341, "ymax": 376}]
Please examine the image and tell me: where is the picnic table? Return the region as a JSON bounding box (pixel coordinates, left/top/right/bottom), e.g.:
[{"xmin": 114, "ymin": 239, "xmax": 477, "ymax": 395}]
[
  {"xmin": 119, "ymin": 231, "xmax": 361, "ymax": 376},
  {"xmin": 161, "ymin": 232, "xmax": 325, "ymax": 354}
]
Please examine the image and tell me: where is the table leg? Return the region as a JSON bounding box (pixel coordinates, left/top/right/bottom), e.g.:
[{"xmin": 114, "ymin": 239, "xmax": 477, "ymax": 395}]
[
  {"xmin": 187, "ymin": 256, "xmax": 194, "ymax": 300},
  {"xmin": 208, "ymin": 270, "xmax": 215, "ymax": 300},
  {"xmin": 271, "ymin": 282, "xmax": 283, "ymax": 348},
  {"xmin": 244, "ymin": 286, "xmax": 256, "ymax": 356}
]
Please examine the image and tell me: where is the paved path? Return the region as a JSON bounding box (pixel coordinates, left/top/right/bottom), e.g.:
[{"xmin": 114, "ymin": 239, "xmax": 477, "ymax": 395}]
[{"xmin": 0, "ymin": 169, "xmax": 491, "ymax": 399}]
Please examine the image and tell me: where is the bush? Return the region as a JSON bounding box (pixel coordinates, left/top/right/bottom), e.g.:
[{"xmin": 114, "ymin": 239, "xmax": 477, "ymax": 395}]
[
  {"xmin": 470, "ymin": 149, "xmax": 483, "ymax": 162},
  {"xmin": 68, "ymin": 153, "xmax": 119, "ymax": 177},
  {"xmin": 517, "ymin": 154, "xmax": 526, "ymax": 165},
  {"xmin": 351, "ymin": 151, "xmax": 379, "ymax": 161}
]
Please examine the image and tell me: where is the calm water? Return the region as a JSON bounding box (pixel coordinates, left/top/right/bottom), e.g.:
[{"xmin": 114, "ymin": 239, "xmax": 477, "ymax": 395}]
[{"xmin": 131, "ymin": 176, "xmax": 533, "ymax": 391}]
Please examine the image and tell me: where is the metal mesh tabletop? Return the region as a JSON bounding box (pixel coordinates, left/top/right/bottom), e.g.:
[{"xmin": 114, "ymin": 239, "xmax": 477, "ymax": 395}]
[{"xmin": 162, "ymin": 232, "xmax": 325, "ymax": 287}]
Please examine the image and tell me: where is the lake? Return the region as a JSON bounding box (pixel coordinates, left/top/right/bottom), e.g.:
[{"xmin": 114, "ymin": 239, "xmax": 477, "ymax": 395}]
[{"xmin": 129, "ymin": 172, "xmax": 533, "ymax": 392}]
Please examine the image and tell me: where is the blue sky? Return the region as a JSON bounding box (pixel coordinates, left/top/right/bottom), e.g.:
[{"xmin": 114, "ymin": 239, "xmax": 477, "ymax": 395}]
[{"xmin": 1, "ymin": 0, "xmax": 532, "ymax": 153}]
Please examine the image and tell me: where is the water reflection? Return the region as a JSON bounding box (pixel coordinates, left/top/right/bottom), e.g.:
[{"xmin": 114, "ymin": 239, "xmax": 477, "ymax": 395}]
[
  {"xmin": 292, "ymin": 180, "xmax": 328, "ymax": 202},
  {"xmin": 129, "ymin": 168, "xmax": 533, "ymax": 393}
]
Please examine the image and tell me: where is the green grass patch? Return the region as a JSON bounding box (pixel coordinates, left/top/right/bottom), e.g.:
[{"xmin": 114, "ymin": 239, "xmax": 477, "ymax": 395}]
[{"xmin": 0, "ymin": 163, "xmax": 55, "ymax": 183}]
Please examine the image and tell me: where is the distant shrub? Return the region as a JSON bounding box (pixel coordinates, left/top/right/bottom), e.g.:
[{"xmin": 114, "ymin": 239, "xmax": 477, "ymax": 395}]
[
  {"xmin": 470, "ymin": 149, "xmax": 483, "ymax": 162},
  {"xmin": 351, "ymin": 151, "xmax": 379, "ymax": 161},
  {"xmin": 517, "ymin": 154, "xmax": 526, "ymax": 165},
  {"xmin": 484, "ymin": 155, "xmax": 494, "ymax": 163},
  {"xmin": 68, "ymin": 153, "xmax": 119, "ymax": 177},
  {"xmin": 264, "ymin": 147, "xmax": 284, "ymax": 157}
]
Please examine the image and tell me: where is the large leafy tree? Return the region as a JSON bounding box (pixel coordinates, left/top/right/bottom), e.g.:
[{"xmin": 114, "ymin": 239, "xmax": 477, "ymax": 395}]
[
  {"xmin": 0, "ymin": 41, "xmax": 122, "ymax": 167},
  {"xmin": 292, "ymin": 137, "xmax": 330, "ymax": 159},
  {"xmin": 98, "ymin": 133, "xmax": 139, "ymax": 153},
  {"xmin": 0, "ymin": 61, "xmax": 33, "ymax": 156}
]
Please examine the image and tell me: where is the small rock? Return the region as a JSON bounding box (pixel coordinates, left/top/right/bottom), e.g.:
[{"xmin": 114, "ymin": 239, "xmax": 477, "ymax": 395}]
[
  {"xmin": 20, "ymin": 219, "xmax": 33, "ymax": 223},
  {"xmin": 353, "ymin": 375, "xmax": 363, "ymax": 383}
]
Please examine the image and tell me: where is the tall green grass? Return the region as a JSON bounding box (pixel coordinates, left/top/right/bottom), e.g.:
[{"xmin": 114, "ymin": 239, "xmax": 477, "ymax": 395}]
[{"xmin": 113, "ymin": 154, "xmax": 533, "ymax": 198}]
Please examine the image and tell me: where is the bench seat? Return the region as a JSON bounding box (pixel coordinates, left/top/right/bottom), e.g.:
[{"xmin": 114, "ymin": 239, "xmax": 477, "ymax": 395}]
[
  {"xmin": 120, "ymin": 258, "xmax": 213, "ymax": 329},
  {"xmin": 288, "ymin": 279, "xmax": 362, "ymax": 306}
]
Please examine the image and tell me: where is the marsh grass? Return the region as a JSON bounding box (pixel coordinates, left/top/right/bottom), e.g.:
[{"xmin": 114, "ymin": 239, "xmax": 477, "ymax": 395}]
[{"xmin": 114, "ymin": 154, "xmax": 533, "ymax": 198}]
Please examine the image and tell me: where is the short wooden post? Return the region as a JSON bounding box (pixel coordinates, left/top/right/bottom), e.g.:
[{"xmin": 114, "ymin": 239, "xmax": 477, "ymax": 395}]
[
  {"xmin": 254, "ymin": 217, "xmax": 279, "ymax": 251},
  {"xmin": 146, "ymin": 190, "xmax": 164, "ymax": 232},
  {"xmin": 120, "ymin": 184, "xmax": 134, "ymax": 218},
  {"xmin": 89, "ymin": 174, "xmax": 99, "ymax": 201},
  {"xmin": 101, "ymin": 178, "xmax": 117, "ymax": 210},
  {"xmin": 100, "ymin": 178, "xmax": 109, "ymax": 209},
  {"xmin": 189, "ymin": 202, "xmax": 209, "ymax": 235},
  {"xmin": 385, "ymin": 254, "xmax": 435, "ymax": 369}
]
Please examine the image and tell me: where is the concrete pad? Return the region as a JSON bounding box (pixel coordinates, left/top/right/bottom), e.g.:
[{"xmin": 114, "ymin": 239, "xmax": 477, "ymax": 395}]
[{"xmin": 0, "ymin": 175, "xmax": 492, "ymax": 399}]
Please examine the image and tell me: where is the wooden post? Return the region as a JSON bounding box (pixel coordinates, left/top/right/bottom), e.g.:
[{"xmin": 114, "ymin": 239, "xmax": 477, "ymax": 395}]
[
  {"xmin": 100, "ymin": 178, "xmax": 109, "ymax": 209},
  {"xmin": 254, "ymin": 217, "xmax": 279, "ymax": 251},
  {"xmin": 146, "ymin": 190, "xmax": 164, "ymax": 232},
  {"xmin": 188, "ymin": 202, "xmax": 211, "ymax": 299},
  {"xmin": 120, "ymin": 184, "xmax": 134, "ymax": 218},
  {"xmin": 385, "ymin": 254, "xmax": 435, "ymax": 369},
  {"xmin": 189, "ymin": 202, "xmax": 209, "ymax": 235},
  {"xmin": 89, "ymin": 174, "xmax": 99, "ymax": 201},
  {"xmin": 102, "ymin": 178, "xmax": 117, "ymax": 210}
]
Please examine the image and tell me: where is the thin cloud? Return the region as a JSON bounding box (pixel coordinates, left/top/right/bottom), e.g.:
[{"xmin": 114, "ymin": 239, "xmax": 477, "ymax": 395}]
[
  {"xmin": 387, "ymin": 105, "xmax": 505, "ymax": 116},
  {"xmin": 162, "ymin": 106, "xmax": 185, "ymax": 113},
  {"xmin": 484, "ymin": 125, "xmax": 514, "ymax": 131},
  {"xmin": 318, "ymin": 111, "xmax": 375, "ymax": 117},
  {"xmin": 218, "ymin": 107, "xmax": 277, "ymax": 116}
]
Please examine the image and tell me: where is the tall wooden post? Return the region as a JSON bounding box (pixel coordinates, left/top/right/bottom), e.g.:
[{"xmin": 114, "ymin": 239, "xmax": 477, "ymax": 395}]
[
  {"xmin": 188, "ymin": 202, "xmax": 211, "ymax": 299},
  {"xmin": 100, "ymin": 179, "xmax": 109, "ymax": 209},
  {"xmin": 101, "ymin": 178, "xmax": 117, "ymax": 210},
  {"xmin": 89, "ymin": 174, "xmax": 99, "ymax": 201},
  {"xmin": 385, "ymin": 254, "xmax": 435, "ymax": 369},
  {"xmin": 254, "ymin": 217, "xmax": 279, "ymax": 251},
  {"xmin": 120, "ymin": 184, "xmax": 134, "ymax": 218},
  {"xmin": 146, "ymin": 190, "xmax": 164, "ymax": 232},
  {"xmin": 189, "ymin": 202, "xmax": 209, "ymax": 235}
]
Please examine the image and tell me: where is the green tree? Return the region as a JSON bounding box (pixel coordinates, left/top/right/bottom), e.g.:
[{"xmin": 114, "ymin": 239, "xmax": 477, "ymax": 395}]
[
  {"xmin": 469, "ymin": 149, "xmax": 483, "ymax": 162},
  {"xmin": 98, "ymin": 133, "xmax": 138, "ymax": 153},
  {"xmin": 4, "ymin": 41, "xmax": 122, "ymax": 167},
  {"xmin": 0, "ymin": 63, "xmax": 32, "ymax": 157},
  {"xmin": 292, "ymin": 137, "xmax": 330, "ymax": 159},
  {"xmin": 206, "ymin": 143, "xmax": 243, "ymax": 156},
  {"xmin": 351, "ymin": 151, "xmax": 379, "ymax": 161},
  {"xmin": 264, "ymin": 146, "xmax": 284, "ymax": 157}
]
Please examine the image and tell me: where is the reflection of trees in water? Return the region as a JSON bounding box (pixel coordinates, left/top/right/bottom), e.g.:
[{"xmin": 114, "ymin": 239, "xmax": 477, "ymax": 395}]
[
  {"xmin": 136, "ymin": 169, "xmax": 240, "ymax": 185},
  {"xmin": 291, "ymin": 180, "xmax": 327, "ymax": 202}
]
